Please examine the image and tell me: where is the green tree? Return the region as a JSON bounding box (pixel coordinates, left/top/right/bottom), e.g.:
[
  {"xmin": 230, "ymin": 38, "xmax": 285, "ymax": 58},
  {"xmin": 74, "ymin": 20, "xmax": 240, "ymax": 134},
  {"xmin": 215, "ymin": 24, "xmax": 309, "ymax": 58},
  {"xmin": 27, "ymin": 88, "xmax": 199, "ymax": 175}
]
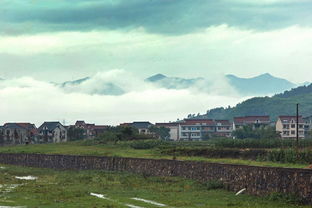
[
  {"xmin": 149, "ymin": 126, "xmax": 170, "ymax": 140},
  {"xmin": 233, "ymin": 125, "xmax": 279, "ymax": 139},
  {"xmin": 0, "ymin": 130, "xmax": 4, "ymax": 145},
  {"xmin": 67, "ymin": 127, "xmax": 85, "ymax": 141}
]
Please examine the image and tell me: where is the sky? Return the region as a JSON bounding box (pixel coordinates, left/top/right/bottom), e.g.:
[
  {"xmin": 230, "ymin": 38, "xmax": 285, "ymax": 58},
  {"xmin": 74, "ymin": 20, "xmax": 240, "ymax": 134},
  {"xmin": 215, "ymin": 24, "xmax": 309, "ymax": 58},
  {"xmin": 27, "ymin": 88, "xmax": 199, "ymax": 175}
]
[{"xmin": 0, "ymin": 0, "xmax": 312, "ymax": 125}]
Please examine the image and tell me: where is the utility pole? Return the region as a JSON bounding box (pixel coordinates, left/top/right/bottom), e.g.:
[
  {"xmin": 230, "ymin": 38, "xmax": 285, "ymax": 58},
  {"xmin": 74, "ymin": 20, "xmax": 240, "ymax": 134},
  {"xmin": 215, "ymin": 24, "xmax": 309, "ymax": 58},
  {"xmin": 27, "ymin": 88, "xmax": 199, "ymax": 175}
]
[
  {"xmin": 296, "ymin": 104, "xmax": 299, "ymax": 146},
  {"xmin": 296, "ymin": 103, "xmax": 299, "ymax": 158}
]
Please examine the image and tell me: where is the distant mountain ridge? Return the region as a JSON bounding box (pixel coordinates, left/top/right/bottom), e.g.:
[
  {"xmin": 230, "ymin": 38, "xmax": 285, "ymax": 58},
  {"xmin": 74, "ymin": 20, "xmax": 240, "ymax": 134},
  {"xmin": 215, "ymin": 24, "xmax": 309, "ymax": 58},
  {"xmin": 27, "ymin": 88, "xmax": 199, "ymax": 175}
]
[
  {"xmin": 61, "ymin": 77, "xmax": 90, "ymax": 87},
  {"xmin": 146, "ymin": 73, "xmax": 297, "ymax": 96},
  {"xmin": 225, "ymin": 73, "xmax": 296, "ymax": 96},
  {"xmin": 56, "ymin": 73, "xmax": 304, "ymax": 97},
  {"xmin": 146, "ymin": 73, "xmax": 204, "ymax": 89},
  {"xmin": 59, "ymin": 77, "xmax": 125, "ymax": 96}
]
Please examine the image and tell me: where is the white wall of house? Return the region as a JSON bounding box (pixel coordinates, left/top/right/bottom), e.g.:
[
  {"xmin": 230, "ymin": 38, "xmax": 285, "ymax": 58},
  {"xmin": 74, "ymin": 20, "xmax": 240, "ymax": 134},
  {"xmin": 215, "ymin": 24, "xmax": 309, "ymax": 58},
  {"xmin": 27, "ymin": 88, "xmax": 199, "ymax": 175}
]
[
  {"xmin": 179, "ymin": 125, "xmax": 202, "ymax": 140},
  {"xmin": 276, "ymin": 118, "xmax": 305, "ymax": 139},
  {"xmin": 168, "ymin": 126, "xmax": 179, "ymax": 141}
]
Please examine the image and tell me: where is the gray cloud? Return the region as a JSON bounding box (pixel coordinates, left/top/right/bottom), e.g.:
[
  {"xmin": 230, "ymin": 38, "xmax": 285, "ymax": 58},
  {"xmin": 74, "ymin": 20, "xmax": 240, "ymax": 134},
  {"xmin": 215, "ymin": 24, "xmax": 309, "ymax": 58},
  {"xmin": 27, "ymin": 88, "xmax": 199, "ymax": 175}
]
[{"xmin": 1, "ymin": 0, "xmax": 312, "ymax": 35}]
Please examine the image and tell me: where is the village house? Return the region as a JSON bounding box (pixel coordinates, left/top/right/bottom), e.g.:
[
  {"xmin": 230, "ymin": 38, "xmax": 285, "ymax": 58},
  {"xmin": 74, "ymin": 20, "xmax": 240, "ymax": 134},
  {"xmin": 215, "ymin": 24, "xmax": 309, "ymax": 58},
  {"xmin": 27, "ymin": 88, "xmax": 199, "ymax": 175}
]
[
  {"xmin": 179, "ymin": 119, "xmax": 232, "ymax": 141},
  {"xmin": 74, "ymin": 121, "xmax": 94, "ymax": 138},
  {"xmin": 121, "ymin": 122, "xmax": 154, "ymax": 135},
  {"xmin": 0, "ymin": 123, "xmax": 38, "ymax": 145},
  {"xmin": 155, "ymin": 122, "xmax": 180, "ymax": 141},
  {"xmin": 93, "ymin": 125, "xmax": 109, "ymax": 137},
  {"xmin": 233, "ymin": 116, "xmax": 271, "ymax": 130},
  {"xmin": 303, "ymin": 116, "xmax": 312, "ymax": 137},
  {"xmin": 68, "ymin": 121, "xmax": 109, "ymax": 140},
  {"xmin": 215, "ymin": 120, "xmax": 233, "ymax": 137},
  {"xmin": 38, "ymin": 122, "xmax": 68, "ymax": 143},
  {"xmin": 276, "ymin": 116, "xmax": 306, "ymax": 139}
]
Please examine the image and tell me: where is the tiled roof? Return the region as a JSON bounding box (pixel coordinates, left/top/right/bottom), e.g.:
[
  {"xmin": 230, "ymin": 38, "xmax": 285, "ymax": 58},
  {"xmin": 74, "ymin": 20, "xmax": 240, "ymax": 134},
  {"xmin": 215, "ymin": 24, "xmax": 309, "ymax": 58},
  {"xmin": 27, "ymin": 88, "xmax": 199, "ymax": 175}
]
[
  {"xmin": 4, "ymin": 123, "xmax": 23, "ymax": 129},
  {"xmin": 38, "ymin": 122, "xmax": 63, "ymax": 131},
  {"xmin": 234, "ymin": 116, "xmax": 270, "ymax": 124},
  {"xmin": 155, "ymin": 122, "xmax": 179, "ymax": 127},
  {"xmin": 183, "ymin": 119, "xmax": 215, "ymax": 125},
  {"xmin": 93, "ymin": 125, "xmax": 108, "ymax": 130},
  {"xmin": 3, "ymin": 123, "xmax": 38, "ymax": 134},
  {"xmin": 75, "ymin": 120, "xmax": 86, "ymax": 126},
  {"xmin": 131, "ymin": 122, "xmax": 153, "ymax": 129},
  {"xmin": 278, "ymin": 116, "xmax": 304, "ymax": 123}
]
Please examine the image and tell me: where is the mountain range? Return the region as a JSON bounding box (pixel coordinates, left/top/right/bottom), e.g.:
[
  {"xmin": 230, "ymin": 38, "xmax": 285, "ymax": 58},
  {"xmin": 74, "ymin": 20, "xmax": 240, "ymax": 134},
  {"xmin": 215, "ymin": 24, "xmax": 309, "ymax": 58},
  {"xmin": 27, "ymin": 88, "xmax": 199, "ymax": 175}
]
[
  {"xmin": 225, "ymin": 73, "xmax": 296, "ymax": 95},
  {"xmin": 0, "ymin": 73, "xmax": 305, "ymax": 97},
  {"xmin": 146, "ymin": 73, "xmax": 297, "ymax": 96},
  {"xmin": 60, "ymin": 77, "xmax": 125, "ymax": 96},
  {"xmin": 58, "ymin": 73, "xmax": 299, "ymax": 96}
]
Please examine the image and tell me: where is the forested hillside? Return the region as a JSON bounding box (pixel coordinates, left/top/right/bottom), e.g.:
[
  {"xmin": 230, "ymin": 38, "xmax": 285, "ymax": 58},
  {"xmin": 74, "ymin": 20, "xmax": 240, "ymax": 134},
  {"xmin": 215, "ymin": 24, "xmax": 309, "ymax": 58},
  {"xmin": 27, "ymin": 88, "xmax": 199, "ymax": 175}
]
[{"xmin": 201, "ymin": 84, "xmax": 312, "ymax": 121}]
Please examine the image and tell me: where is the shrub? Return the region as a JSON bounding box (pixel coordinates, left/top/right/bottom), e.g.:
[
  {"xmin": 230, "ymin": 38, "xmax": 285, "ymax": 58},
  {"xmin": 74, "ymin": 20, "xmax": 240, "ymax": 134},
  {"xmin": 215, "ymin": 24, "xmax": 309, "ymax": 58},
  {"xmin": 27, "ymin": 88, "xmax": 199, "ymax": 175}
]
[
  {"xmin": 130, "ymin": 140, "xmax": 166, "ymax": 149},
  {"xmin": 263, "ymin": 149, "xmax": 312, "ymax": 164},
  {"xmin": 266, "ymin": 192, "xmax": 303, "ymax": 205},
  {"xmin": 203, "ymin": 180, "xmax": 224, "ymax": 190},
  {"xmin": 160, "ymin": 147, "xmax": 266, "ymax": 160},
  {"xmin": 212, "ymin": 138, "xmax": 312, "ymax": 149}
]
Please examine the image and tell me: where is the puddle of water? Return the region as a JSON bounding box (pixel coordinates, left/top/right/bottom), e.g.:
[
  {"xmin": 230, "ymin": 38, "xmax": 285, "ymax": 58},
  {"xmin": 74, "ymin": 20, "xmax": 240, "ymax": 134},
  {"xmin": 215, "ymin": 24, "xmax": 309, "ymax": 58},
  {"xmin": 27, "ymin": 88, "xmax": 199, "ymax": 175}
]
[
  {"xmin": 0, "ymin": 206, "xmax": 26, "ymax": 208},
  {"xmin": 125, "ymin": 204, "xmax": 145, "ymax": 208},
  {"xmin": 14, "ymin": 176, "xmax": 37, "ymax": 181},
  {"xmin": 131, "ymin": 198, "xmax": 166, "ymax": 207}
]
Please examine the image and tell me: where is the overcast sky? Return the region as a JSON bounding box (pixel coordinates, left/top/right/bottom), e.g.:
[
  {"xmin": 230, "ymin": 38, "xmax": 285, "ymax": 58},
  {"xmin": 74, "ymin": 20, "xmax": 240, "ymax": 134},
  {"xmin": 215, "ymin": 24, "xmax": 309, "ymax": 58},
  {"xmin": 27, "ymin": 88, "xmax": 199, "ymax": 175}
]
[
  {"xmin": 0, "ymin": 0, "xmax": 311, "ymax": 125},
  {"xmin": 1, "ymin": 0, "xmax": 312, "ymax": 82}
]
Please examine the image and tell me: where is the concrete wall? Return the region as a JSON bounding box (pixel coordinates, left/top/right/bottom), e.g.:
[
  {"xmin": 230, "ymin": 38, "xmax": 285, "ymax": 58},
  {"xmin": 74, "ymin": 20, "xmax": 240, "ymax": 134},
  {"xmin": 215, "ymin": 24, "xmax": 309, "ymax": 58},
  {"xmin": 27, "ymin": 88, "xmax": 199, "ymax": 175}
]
[{"xmin": 0, "ymin": 153, "xmax": 311, "ymax": 204}]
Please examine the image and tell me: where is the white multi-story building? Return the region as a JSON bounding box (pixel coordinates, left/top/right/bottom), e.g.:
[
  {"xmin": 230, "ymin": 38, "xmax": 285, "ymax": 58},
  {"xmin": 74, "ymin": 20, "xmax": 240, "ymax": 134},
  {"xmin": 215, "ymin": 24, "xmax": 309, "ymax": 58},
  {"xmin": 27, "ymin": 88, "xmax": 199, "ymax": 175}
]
[
  {"xmin": 233, "ymin": 116, "xmax": 271, "ymax": 131},
  {"xmin": 276, "ymin": 116, "xmax": 305, "ymax": 139},
  {"xmin": 178, "ymin": 119, "xmax": 232, "ymax": 141}
]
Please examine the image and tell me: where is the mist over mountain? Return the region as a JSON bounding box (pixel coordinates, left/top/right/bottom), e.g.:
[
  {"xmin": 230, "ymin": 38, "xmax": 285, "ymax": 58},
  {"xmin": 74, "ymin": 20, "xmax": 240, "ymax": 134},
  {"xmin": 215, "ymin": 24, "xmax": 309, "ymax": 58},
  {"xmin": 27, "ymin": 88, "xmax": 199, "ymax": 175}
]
[
  {"xmin": 145, "ymin": 74, "xmax": 204, "ymax": 90},
  {"xmin": 61, "ymin": 77, "xmax": 90, "ymax": 88},
  {"xmin": 60, "ymin": 76, "xmax": 125, "ymax": 96},
  {"xmin": 0, "ymin": 72, "xmax": 302, "ymax": 97},
  {"xmin": 225, "ymin": 73, "xmax": 296, "ymax": 96},
  {"xmin": 146, "ymin": 73, "xmax": 297, "ymax": 96}
]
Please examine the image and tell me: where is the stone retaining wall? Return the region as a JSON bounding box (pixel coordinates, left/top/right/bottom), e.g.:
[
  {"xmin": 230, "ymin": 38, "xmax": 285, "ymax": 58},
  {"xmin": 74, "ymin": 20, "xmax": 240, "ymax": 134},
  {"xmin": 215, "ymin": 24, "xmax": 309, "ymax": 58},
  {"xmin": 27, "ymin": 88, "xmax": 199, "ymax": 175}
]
[{"xmin": 0, "ymin": 153, "xmax": 311, "ymax": 203}]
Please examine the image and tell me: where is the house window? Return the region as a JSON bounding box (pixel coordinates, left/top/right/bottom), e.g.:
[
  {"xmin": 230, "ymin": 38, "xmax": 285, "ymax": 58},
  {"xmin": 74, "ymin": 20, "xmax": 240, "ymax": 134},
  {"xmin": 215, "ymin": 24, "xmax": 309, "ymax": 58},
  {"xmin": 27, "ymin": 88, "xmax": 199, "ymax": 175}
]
[
  {"xmin": 283, "ymin": 125, "xmax": 289, "ymax": 129},
  {"xmin": 291, "ymin": 124, "xmax": 296, "ymax": 128},
  {"xmin": 291, "ymin": 131, "xmax": 296, "ymax": 135},
  {"xmin": 182, "ymin": 127, "xmax": 186, "ymax": 130},
  {"xmin": 283, "ymin": 131, "xmax": 289, "ymax": 135},
  {"xmin": 299, "ymin": 125, "xmax": 303, "ymax": 128}
]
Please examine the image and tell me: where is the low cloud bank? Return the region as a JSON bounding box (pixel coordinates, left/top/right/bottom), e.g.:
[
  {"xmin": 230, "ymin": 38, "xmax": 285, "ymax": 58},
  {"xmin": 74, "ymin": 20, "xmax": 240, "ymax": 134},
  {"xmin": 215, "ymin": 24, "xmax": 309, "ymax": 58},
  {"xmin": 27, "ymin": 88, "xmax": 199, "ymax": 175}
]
[{"xmin": 0, "ymin": 70, "xmax": 246, "ymax": 126}]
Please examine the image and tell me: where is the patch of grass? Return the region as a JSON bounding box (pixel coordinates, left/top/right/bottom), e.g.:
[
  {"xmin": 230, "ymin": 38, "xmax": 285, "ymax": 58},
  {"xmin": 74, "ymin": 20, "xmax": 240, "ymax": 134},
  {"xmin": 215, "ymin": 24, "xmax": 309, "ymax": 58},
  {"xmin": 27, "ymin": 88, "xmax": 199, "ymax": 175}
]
[
  {"xmin": 203, "ymin": 180, "xmax": 224, "ymax": 190},
  {"xmin": 0, "ymin": 164, "xmax": 310, "ymax": 208},
  {"xmin": 266, "ymin": 192, "xmax": 303, "ymax": 205},
  {"xmin": 130, "ymin": 140, "xmax": 167, "ymax": 149}
]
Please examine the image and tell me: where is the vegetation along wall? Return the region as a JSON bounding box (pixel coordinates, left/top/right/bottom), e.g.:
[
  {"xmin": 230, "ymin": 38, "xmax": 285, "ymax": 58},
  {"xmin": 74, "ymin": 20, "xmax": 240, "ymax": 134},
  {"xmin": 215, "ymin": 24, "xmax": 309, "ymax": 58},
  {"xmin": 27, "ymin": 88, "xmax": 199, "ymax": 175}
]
[{"xmin": 0, "ymin": 153, "xmax": 311, "ymax": 204}]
